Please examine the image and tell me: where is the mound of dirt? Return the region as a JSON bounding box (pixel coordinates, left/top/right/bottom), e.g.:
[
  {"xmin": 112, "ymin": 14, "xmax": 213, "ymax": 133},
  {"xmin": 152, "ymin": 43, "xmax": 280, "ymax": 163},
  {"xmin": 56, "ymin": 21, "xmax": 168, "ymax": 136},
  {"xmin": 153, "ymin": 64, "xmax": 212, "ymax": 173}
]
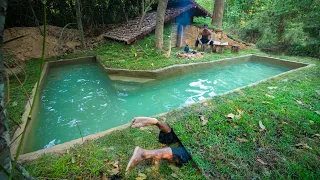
[
  {"xmin": 184, "ymin": 25, "xmax": 252, "ymax": 50},
  {"xmin": 2, "ymin": 24, "xmax": 251, "ymax": 63},
  {"xmin": 3, "ymin": 25, "xmax": 104, "ymax": 61}
]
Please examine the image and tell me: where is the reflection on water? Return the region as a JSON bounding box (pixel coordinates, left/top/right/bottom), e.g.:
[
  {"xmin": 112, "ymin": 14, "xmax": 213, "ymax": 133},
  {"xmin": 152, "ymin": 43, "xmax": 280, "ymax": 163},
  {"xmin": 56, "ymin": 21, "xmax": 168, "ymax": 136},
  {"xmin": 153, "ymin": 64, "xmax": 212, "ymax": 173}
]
[{"xmin": 24, "ymin": 60, "xmax": 292, "ymax": 152}]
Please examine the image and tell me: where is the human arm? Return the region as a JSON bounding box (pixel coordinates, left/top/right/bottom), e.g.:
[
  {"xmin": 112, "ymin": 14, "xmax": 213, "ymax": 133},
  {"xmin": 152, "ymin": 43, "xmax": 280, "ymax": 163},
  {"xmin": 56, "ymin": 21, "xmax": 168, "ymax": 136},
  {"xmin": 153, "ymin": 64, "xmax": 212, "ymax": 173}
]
[
  {"xmin": 197, "ymin": 31, "xmax": 202, "ymax": 44},
  {"xmin": 207, "ymin": 30, "xmax": 213, "ymax": 45}
]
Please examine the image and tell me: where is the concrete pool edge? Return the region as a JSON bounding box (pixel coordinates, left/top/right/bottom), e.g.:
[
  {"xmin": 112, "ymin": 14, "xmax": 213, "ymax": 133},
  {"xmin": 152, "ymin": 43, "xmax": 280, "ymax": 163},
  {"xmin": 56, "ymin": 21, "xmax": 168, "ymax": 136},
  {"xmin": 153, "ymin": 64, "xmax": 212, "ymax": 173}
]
[
  {"xmin": 97, "ymin": 54, "xmax": 311, "ymax": 79},
  {"xmin": 13, "ymin": 55, "xmax": 315, "ymax": 162},
  {"xmin": 10, "ymin": 57, "xmax": 97, "ymax": 158}
]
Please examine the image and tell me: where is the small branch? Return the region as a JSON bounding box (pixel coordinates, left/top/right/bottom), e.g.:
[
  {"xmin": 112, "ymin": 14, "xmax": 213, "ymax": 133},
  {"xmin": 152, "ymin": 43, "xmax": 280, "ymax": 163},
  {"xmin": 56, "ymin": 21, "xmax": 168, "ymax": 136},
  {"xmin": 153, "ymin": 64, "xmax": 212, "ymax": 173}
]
[
  {"xmin": 138, "ymin": 0, "xmax": 155, "ymax": 31},
  {"xmin": 75, "ymin": 121, "xmax": 84, "ymax": 143},
  {"xmin": 8, "ymin": 114, "xmax": 22, "ymax": 129},
  {"xmin": 5, "ymin": 70, "xmax": 10, "ymax": 103},
  {"xmin": 4, "ymin": 62, "xmax": 32, "ymax": 107}
]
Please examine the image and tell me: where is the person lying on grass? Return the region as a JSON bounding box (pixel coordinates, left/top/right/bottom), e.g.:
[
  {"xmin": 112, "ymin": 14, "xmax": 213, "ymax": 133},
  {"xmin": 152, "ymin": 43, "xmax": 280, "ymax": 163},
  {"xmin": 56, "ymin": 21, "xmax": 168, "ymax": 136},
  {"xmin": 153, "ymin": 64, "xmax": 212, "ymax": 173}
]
[
  {"xmin": 126, "ymin": 117, "xmax": 191, "ymax": 171},
  {"xmin": 195, "ymin": 24, "xmax": 214, "ymax": 53}
]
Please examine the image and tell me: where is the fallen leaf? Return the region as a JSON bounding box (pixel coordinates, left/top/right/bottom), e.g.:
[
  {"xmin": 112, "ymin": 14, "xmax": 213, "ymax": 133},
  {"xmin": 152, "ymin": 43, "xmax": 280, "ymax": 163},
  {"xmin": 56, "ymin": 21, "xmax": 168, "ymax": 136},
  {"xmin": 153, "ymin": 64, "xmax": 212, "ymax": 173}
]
[
  {"xmin": 262, "ymin": 101, "xmax": 273, "ymax": 105},
  {"xmin": 309, "ymin": 120, "xmax": 314, "ymax": 125},
  {"xmin": 12, "ymin": 101, "xmax": 18, "ymax": 107},
  {"xmin": 171, "ymin": 173, "xmax": 179, "ymax": 179},
  {"xmin": 103, "ymin": 159, "xmax": 109, "ymax": 163},
  {"xmin": 71, "ymin": 156, "xmax": 75, "ymax": 164},
  {"xmin": 217, "ymin": 154, "xmax": 224, "ymax": 160},
  {"xmin": 265, "ymin": 94, "xmax": 275, "ymax": 99},
  {"xmin": 136, "ymin": 173, "xmax": 147, "ymax": 180},
  {"xmin": 295, "ymin": 143, "xmax": 312, "ymax": 150},
  {"xmin": 111, "ymin": 168, "xmax": 119, "ymax": 175},
  {"xmin": 111, "ymin": 161, "xmax": 119, "ymax": 168},
  {"xmin": 139, "ymin": 127, "xmax": 145, "ymax": 131},
  {"xmin": 101, "ymin": 174, "xmax": 108, "ymax": 180},
  {"xmin": 236, "ymin": 138, "xmax": 249, "ymax": 142},
  {"xmin": 134, "ymin": 53, "xmax": 137, "ymax": 57},
  {"xmin": 259, "ymin": 121, "xmax": 266, "ymax": 131},
  {"xmin": 227, "ymin": 113, "xmax": 235, "ymax": 119},
  {"xmin": 199, "ymin": 115, "xmax": 208, "ymax": 126},
  {"xmin": 315, "ymin": 111, "xmax": 320, "ymax": 115},
  {"xmin": 235, "ymin": 109, "xmax": 244, "ymax": 119},
  {"xmin": 312, "ymin": 134, "xmax": 320, "ymax": 138},
  {"xmin": 151, "ymin": 63, "xmax": 154, "ymax": 67},
  {"xmin": 237, "ymin": 109, "xmax": 244, "ymax": 115},
  {"xmin": 109, "ymin": 160, "xmax": 120, "ymax": 175},
  {"xmin": 235, "ymin": 89, "xmax": 244, "ymax": 94},
  {"xmin": 76, "ymin": 176, "xmax": 82, "ymax": 179},
  {"xmin": 295, "ymin": 99, "xmax": 304, "ymax": 105},
  {"xmin": 267, "ymin": 86, "xmax": 278, "ymax": 90},
  {"xmin": 256, "ymin": 157, "xmax": 267, "ymax": 165}
]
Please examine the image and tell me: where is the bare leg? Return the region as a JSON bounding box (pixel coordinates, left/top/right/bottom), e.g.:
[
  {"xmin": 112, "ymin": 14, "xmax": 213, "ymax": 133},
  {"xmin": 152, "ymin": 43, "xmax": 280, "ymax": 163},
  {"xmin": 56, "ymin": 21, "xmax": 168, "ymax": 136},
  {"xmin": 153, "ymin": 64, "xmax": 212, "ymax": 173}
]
[
  {"xmin": 131, "ymin": 117, "xmax": 171, "ymax": 133},
  {"xmin": 126, "ymin": 146, "xmax": 173, "ymax": 171}
]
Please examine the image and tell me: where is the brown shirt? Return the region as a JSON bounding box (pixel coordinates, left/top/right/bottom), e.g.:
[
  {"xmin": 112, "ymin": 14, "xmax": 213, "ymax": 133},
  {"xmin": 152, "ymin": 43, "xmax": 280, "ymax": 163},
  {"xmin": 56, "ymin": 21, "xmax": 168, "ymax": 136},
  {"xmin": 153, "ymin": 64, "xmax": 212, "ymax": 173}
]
[{"xmin": 199, "ymin": 29, "xmax": 212, "ymax": 40}]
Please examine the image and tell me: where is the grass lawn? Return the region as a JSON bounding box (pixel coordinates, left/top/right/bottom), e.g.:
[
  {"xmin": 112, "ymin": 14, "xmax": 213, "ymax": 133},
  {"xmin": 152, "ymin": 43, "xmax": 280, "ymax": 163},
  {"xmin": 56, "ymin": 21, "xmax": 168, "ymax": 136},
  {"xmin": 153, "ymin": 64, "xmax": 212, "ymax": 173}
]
[
  {"xmin": 7, "ymin": 25, "xmax": 319, "ymax": 179},
  {"xmin": 166, "ymin": 55, "xmax": 320, "ymax": 179}
]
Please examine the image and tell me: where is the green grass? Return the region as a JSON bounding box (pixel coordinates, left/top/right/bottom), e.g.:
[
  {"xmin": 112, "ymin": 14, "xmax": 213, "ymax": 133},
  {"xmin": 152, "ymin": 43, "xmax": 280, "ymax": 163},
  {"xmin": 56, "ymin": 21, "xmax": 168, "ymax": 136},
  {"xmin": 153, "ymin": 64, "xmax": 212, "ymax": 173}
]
[
  {"xmin": 193, "ymin": 17, "xmax": 216, "ymax": 29},
  {"xmin": 23, "ymin": 128, "xmax": 204, "ymax": 179},
  {"xmin": 7, "ymin": 24, "xmax": 320, "ymax": 179},
  {"xmin": 164, "ymin": 55, "xmax": 320, "ymax": 179},
  {"xmin": 7, "ymin": 59, "xmax": 41, "ymax": 137},
  {"xmin": 19, "ymin": 53, "xmax": 320, "ymax": 179}
]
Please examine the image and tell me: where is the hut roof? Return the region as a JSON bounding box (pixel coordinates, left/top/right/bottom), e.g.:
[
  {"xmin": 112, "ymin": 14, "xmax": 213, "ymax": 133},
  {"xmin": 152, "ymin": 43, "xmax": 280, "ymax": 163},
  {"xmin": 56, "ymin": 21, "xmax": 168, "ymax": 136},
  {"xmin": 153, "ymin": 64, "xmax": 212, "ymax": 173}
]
[{"xmin": 103, "ymin": 0, "xmax": 211, "ymax": 44}]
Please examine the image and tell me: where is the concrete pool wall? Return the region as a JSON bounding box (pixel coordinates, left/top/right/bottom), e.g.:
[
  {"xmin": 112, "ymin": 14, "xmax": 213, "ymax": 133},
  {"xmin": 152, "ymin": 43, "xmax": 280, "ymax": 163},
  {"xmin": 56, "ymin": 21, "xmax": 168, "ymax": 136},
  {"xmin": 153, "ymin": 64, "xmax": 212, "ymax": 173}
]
[{"xmin": 11, "ymin": 55, "xmax": 314, "ymax": 162}]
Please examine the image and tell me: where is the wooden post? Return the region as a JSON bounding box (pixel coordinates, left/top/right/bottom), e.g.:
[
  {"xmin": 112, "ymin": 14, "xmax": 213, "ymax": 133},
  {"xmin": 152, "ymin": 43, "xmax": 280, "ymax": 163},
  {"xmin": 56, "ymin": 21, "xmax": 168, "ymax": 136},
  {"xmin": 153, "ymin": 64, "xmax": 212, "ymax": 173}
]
[
  {"xmin": 216, "ymin": 45, "xmax": 225, "ymax": 53},
  {"xmin": 190, "ymin": 16, "xmax": 194, "ymax": 24},
  {"xmin": 231, "ymin": 44, "xmax": 240, "ymax": 53},
  {"xmin": 176, "ymin": 24, "xmax": 183, "ymax": 47}
]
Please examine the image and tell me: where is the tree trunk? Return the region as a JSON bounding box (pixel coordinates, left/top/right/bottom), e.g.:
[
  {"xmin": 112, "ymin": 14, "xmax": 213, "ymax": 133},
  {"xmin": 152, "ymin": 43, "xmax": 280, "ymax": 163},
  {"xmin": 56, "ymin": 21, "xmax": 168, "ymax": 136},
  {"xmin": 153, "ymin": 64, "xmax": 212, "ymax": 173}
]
[
  {"xmin": 1, "ymin": 1, "xmax": 34, "ymax": 179},
  {"xmin": 277, "ymin": 14, "xmax": 285, "ymax": 52},
  {"xmin": 138, "ymin": 0, "xmax": 154, "ymax": 31},
  {"xmin": 0, "ymin": 0, "xmax": 11, "ymax": 179},
  {"xmin": 212, "ymin": 0, "xmax": 225, "ymax": 29},
  {"xmin": 155, "ymin": 0, "xmax": 168, "ymax": 50},
  {"xmin": 75, "ymin": 0, "xmax": 86, "ymax": 50},
  {"xmin": 28, "ymin": 0, "xmax": 42, "ymax": 35}
]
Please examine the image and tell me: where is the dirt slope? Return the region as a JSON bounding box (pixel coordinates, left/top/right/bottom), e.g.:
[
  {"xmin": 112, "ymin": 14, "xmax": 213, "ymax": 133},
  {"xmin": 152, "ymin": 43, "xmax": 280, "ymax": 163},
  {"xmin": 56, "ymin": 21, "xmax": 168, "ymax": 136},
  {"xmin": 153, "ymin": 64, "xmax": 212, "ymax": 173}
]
[{"xmin": 3, "ymin": 25, "xmax": 103, "ymax": 61}]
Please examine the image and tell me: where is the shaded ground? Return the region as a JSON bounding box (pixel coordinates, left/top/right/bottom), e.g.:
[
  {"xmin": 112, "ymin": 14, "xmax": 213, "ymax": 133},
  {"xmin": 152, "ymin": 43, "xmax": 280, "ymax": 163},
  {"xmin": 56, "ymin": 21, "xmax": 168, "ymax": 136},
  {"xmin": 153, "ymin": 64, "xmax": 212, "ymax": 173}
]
[{"xmin": 3, "ymin": 25, "xmax": 105, "ymax": 62}]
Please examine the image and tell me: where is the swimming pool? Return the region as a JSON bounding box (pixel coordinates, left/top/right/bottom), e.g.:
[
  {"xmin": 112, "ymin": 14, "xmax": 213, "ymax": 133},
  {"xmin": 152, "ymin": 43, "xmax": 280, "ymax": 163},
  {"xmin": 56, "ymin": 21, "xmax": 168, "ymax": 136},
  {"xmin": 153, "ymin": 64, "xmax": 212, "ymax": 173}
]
[{"xmin": 22, "ymin": 55, "xmax": 309, "ymax": 153}]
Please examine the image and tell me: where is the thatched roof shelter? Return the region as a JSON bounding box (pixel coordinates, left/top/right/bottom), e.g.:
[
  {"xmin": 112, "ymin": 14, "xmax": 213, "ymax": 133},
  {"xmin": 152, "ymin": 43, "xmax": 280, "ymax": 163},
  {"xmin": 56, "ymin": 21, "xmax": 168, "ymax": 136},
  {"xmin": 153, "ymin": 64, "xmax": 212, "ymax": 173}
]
[{"xmin": 103, "ymin": 0, "xmax": 211, "ymax": 44}]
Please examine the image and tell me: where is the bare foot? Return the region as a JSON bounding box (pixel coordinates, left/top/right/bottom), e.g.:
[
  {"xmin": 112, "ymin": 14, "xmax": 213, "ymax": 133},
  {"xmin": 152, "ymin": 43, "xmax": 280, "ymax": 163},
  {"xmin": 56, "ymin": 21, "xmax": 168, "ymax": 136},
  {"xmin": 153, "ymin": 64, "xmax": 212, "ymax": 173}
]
[
  {"xmin": 131, "ymin": 117, "xmax": 158, "ymax": 128},
  {"xmin": 126, "ymin": 147, "xmax": 144, "ymax": 171}
]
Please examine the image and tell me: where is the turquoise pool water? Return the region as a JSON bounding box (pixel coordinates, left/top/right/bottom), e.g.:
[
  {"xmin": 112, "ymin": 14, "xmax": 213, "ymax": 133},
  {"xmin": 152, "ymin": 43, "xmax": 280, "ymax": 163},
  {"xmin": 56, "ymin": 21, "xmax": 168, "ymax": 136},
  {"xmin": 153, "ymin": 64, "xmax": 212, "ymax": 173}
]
[{"xmin": 24, "ymin": 59, "xmax": 293, "ymax": 152}]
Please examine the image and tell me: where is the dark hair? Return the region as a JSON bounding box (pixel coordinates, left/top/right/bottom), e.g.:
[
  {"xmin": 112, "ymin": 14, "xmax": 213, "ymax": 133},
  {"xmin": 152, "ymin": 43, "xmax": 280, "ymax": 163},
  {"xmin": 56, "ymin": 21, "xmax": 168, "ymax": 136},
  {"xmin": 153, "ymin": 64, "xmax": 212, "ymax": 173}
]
[{"xmin": 203, "ymin": 24, "xmax": 208, "ymax": 27}]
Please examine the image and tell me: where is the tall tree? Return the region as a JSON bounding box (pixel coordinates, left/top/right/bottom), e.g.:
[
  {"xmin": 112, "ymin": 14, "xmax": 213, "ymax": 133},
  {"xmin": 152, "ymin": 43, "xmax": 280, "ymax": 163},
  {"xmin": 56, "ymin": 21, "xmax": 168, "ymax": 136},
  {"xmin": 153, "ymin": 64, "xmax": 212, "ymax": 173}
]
[
  {"xmin": 155, "ymin": 0, "xmax": 168, "ymax": 50},
  {"xmin": 0, "ymin": 0, "xmax": 11, "ymax": 178},
  {"xmin": 75, "ymin": 0, "xmax": 86, "ymax": 49},
  {"xmin": 212, "ymin": 0, "xmax": 225, "ymax": 29}
]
